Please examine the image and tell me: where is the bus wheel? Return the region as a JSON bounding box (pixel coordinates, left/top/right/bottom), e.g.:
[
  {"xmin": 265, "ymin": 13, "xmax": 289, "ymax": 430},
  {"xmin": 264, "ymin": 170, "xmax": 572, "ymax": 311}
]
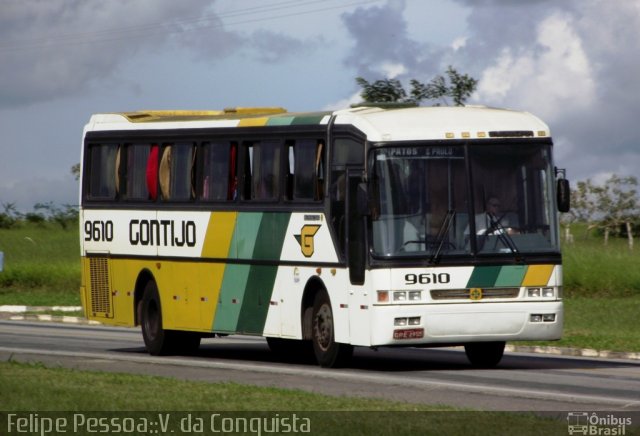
[
  {"xmin": 311, "ymin": 291, "xmax": 353, "ymax": 368},
  {"xmin": 140, "ymin": 281, "xmax": 201, "ymax": 355},
  {"xmin": 464, "ymin": 341, "xmax": 505, "ymax": 368}
]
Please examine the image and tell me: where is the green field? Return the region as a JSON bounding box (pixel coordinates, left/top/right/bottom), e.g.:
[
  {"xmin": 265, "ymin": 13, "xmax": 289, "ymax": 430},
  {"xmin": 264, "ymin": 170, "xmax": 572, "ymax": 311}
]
[
  {"xmin": 0, "ymin": 224, "xmax": 80, "ymax": 306},
  {"xmin": 0, "ymin": 361, "xmax": 567, "ymax": 435},
  {"xmin": 0, "ymin": 223, "xmax": 639, "ymax": 352}
]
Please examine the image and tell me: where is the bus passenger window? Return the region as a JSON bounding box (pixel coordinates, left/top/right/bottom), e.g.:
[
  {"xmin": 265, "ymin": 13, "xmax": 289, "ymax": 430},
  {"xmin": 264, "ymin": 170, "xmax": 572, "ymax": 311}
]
[
  {"xmin": 287, "ymin": 139, "xmax": 323, "ymax": 201},
  {"xmin": 201, "ymin": 142, "xmax": 232, "ymax": 201},
  {"xmin": 247, "ymin": 140, "xmax": 281, "ymax": 201},
  {"xmin": 159, "ymin": 142, "xmax": 194, "ymax": 201},
  {"xmin": 87, "ymin": 144, "xmax": 118, "ymax": 200},
  {"xmin": 121, "ymin": 144, "xmax": 153, "ymax": 201}
]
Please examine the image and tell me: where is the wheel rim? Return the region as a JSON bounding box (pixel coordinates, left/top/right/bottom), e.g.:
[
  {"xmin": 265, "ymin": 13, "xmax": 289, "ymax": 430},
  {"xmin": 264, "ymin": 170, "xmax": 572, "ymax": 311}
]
[{"xmin": 314, "ymin": 303, "xmax": 333, "ymax": 351}]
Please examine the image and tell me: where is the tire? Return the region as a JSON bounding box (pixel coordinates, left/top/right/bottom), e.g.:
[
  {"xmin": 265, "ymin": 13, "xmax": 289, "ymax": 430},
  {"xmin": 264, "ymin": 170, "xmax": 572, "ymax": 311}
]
[
  {"xmin": 311, "ymin": 291, "xmax": 353, "ymax": 368},
  {"xmin": 140, "ymin": 280, "xmax": 200, "ymax": 356},
  {"xmin": 464, "ymin": 341, "xmax": 505, "ymax": 368}
]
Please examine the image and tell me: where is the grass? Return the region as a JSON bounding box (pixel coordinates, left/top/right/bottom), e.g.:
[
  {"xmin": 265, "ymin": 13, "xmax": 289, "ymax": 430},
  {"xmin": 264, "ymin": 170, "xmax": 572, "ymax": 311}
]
[
  {"xmin": 524, "ymin": 296, "xmax": 640, "ymax": 352},
  {"xmin": 562, "ymin": 227, "xmax": 640, "ymax": 298},
  {"xmin": 0, "ymin": 223, "xmax": 80, "ymax": 306},
  {"xmin": 0, "ymin": 361, "xmax": 567, "ymax": 435}
]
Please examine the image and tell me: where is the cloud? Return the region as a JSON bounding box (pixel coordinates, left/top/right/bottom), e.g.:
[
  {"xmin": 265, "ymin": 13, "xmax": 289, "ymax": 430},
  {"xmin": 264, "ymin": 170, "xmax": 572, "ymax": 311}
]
[
  {"xmin": 341, "ymin": 0, "xmax": 442, "ymax": 80},
  {"xmin": 247, "ymin": 30, "xmax": 322, "ymax": 64},
  {"xmin": 0, "ymin": 1, "xmax": 226, "ymax": 108},
  {"xmin": 339, "ymin": 0, "xmax": 640, "ymax": 182},
  {"xmin": 475, "ymin": 11, "xmax": 596, "ymax": 120}
]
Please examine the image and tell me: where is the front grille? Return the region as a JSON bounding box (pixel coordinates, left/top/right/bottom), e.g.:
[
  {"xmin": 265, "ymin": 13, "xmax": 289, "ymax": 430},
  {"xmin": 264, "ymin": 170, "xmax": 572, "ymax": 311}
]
[
  {"xmin": 89, "ymin": 257, "xmax": 111, "ymax": 316},
  {"xmin": 430, "ymin": 287, "xmax": 520, "ymax": 300}
]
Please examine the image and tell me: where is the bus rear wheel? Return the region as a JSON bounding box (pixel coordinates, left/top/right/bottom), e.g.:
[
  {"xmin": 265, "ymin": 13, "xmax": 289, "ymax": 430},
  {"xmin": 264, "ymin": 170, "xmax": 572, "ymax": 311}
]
[
  {"xmin": 140, "ymin": 280, "xmax": 200, "ymax": 355},
  {"xmin": 311, "ymin": 291, "xmax": 353, "ymax": 368},
  {"xmin": 464, "ymin": 341, "xmax": 505, "ymax": 368}
]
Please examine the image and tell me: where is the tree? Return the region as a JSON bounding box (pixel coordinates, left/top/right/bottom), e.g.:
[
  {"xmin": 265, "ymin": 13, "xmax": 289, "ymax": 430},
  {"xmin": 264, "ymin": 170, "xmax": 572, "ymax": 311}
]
[
  {"xmin": 355, "ymin": 77, "xmax": 407, "ymax": 103},
  {"xmin": 593, "ymin": 175, "xmax": 638, "ymax": 249},
  {"xmin": 567, "ymin": 175, "xmax": 639, "ymax": 249},
  {"xmin": 356, "ymin": 66, "xmax": 478, "ymax": 106},
  {"xmin": 71, "ymin": 163, "xmax": 80, "ymax": 181}
]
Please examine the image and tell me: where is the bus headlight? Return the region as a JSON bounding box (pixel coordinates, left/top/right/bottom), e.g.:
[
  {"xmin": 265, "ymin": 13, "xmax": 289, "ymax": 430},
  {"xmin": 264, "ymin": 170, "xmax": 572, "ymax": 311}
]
[
  {"xmin": 527, "ymin": 287, "xmax": 557, "ymax": 298},
  {"xmin": 527, "ymin": 288, "xmax": 541, "ymax": 298},
  {"xmin": 393, "ymin": 291, "xmax": 407, "ymax": 302},
  {"xmin": 409, "ymin": 291, "xmax": 422, "ymax": 301},
  {"xmin": 542, "ymin": 287, "xmax": 555, "ymax": 298}
]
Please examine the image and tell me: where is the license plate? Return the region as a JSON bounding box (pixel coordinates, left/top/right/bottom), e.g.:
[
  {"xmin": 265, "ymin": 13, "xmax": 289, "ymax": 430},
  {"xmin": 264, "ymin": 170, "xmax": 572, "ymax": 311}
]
[{"xmin": 393, "ymin": 328, "xmax": 424, "ymax": 340}]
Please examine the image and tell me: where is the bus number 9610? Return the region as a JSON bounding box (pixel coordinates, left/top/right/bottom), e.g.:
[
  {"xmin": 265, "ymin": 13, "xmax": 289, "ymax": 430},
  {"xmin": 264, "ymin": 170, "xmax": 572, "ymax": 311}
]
[
  {"xmin": 84, "ymin": 220, "xmax": 114, "ymax": 242},
  {"xmin": 405, "ymin": 273, "xmax": 450, "ymax": 285}
]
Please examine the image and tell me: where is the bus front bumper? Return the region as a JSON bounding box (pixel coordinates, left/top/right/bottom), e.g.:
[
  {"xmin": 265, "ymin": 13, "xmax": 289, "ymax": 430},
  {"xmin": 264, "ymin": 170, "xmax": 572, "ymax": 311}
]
[{"xmin": 368, "ymin": 301, "xmax": 563, "ymax": 347}]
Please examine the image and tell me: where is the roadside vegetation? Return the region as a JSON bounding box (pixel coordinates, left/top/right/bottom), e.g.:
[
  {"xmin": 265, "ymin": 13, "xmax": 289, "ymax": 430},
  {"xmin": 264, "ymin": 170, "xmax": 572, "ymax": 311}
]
[{"xmin": 0, "ymin": 360, "xmax": 566, "ymax": 434}]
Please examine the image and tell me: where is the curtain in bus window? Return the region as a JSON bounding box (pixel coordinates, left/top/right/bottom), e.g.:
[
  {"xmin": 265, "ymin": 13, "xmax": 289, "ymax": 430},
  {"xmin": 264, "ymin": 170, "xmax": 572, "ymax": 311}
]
[
  {"xmin": 292, "ymin": 139, "xmax": 317, "ymax": 200},
  {"xmin": 170, "ymin": 143, "xmax": 194, "ymax": 201},
  {"xmin": 201, "ymin": 142, "xmax": 231, "ymax": 201},
  {"xmin": 251, "ymin": 140, "xmax": 281, "ymax": 200},
  {"xmin": 125, "ymin": 144, "xmax": 152, "ymax": 200},
  {"xmin": 146, "ymin": 145, "xmax": 159, "ymax": 200},
  {"xmin": 88, "ymin": 144, "xmax": 118, "ymax": 199}
]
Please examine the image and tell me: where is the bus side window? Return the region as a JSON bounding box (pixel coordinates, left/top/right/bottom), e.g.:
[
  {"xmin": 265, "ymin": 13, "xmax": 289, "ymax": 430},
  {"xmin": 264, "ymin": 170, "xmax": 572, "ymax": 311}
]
[
  {"xmin": 244, "ymin": 140, "xmax": 281, "ymax": 201},
  {"xmin": 120, "ymin": 144, "xmax": 152, "ymax": 201},
  {"xmin": 159, "ymin": 142, "xmax": 195, "ymax": 201},
  {"xmin": 286, "ymin": 139, "xmax": 323, "ymax": 201},
  {"xmin": 200, "ymin": 141, "xmax": 233, "ymax": 201},
  {"xmin": 87, "ymin": 143, "xmax": 118, "ymax": 200},
  {"xmin": 330, "ymin": 138, "xmax": 364, "ymax": 254}
]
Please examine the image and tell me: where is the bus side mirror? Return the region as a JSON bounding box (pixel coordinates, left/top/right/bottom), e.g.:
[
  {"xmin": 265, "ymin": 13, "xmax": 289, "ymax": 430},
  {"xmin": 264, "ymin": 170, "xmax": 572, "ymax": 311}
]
[{"xmin": 557, "ymin": 178, "xmax": 570, "ymax": 213}]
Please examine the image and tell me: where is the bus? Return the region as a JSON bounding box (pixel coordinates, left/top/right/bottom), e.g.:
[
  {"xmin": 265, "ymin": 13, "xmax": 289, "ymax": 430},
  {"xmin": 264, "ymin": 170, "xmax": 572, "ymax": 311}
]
[{"xmin": 79, "ymin": 105, "xmax": 569, "ymax": 368}]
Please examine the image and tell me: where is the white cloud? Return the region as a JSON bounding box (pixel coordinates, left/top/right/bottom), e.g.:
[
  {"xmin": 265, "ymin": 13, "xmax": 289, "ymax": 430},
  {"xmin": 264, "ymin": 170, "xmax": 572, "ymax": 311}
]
[
  {"xmin": 475, "ymin": 12, "xmax": 595, "ymax": 120},
  {"xmin": 324, "ymin": 91, "xmax": 362, "ymax": 111},
  {"xmin": 378, "ymin": 62, "xmax": 407, "ymax": 78}
]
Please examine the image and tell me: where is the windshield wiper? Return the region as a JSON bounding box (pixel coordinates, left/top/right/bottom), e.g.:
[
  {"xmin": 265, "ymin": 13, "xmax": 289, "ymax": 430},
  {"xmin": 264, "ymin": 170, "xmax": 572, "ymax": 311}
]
[
  {"xmin": 430, "ymin": 210, "xmax": 456, "ymax": 264},
  {"xmin": 486, "ymin": 214, "xmax": 519, "ymax": 255}
]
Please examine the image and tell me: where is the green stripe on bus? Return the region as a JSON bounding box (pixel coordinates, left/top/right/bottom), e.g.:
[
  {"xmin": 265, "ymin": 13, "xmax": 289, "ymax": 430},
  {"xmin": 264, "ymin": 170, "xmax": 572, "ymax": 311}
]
[
  {"xmin": 212, "ymin": 264, "xmax": 250, "ymax": 333},
  {"xmin": 466, "ymin": 266, "xmax": 502, "ymax": 288},
  {"xmin": 213, "ymin": 212, "xmax": 263, "ymax": 332},
  {"xmin": 290, "ymin": 114, "xmax": 326, "ymax": 125},
  {"xmin": 235, "ymin": 212, "xmax": 263, "ymax": 259},
  {"xmin": 266, "ymin": 116, "xmax": 295, "ymax": 126},
  {"xmin": 494, "ymin": 265, "xmax": 528, "ymax": 287},
  {"xmin": 236, "ymin": 212, "xmax": 291, "ymax": 334}
]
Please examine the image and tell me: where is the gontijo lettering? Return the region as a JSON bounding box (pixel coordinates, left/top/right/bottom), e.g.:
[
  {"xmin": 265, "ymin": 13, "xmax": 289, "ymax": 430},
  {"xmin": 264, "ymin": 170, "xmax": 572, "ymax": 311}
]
[{"xmin": 129, "ymin": 219, "xmax": 196, "ymax": 247}]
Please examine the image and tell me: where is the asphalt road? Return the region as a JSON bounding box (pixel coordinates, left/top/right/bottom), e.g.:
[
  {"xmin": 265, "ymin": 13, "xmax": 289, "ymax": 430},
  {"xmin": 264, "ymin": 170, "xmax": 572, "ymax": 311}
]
[{"xmin": 1, "ymin": 320, "xmax": 639, "ymax": 412}]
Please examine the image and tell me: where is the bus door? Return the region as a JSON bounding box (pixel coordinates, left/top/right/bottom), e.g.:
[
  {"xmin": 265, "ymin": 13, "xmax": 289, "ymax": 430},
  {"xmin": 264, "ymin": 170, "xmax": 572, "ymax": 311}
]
[{"xmin": 346, "ymin": 168, "xmax": 371, "ymax": 346}]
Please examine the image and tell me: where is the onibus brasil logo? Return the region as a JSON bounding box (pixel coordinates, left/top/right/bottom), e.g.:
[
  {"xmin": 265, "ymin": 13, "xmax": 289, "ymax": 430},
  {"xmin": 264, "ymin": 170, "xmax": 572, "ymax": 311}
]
[{"xmin": 567, "ymin": 412, "xmax": 632, "ymax": 435}]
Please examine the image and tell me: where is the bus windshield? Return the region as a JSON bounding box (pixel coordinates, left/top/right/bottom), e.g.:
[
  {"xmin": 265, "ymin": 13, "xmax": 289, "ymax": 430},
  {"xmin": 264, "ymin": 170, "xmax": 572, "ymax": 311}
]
[{"xmin": 371, "ymin": 143, "xmax": 559, "ymax": 258}]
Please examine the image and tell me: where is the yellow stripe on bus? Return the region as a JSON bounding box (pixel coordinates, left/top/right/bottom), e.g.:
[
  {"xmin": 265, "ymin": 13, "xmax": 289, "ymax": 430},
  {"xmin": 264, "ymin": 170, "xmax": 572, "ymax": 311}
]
[
  {"xmin": 201, "ymin": 212, "xmax": 237, "ymax": 258},
  {"xmin": 238, "ymin": 117, "xmax": 270, "ymax": 127},
  {"xmin": 522, "ymin": 264, "xmax": 554, "ymax": 286}
]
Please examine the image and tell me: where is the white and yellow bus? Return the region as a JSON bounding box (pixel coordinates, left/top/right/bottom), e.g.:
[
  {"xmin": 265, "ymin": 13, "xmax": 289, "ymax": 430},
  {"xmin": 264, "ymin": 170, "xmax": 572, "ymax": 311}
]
[{"xmin": 79, "ymin": 105, "xmax": 569, "ymax": 368}]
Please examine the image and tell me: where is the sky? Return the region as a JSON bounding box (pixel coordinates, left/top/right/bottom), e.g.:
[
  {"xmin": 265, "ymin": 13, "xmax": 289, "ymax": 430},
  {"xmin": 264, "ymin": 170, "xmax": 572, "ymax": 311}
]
[{"xmin": 1, "ymin": 0, "xmax": 639, "ymax": 211}]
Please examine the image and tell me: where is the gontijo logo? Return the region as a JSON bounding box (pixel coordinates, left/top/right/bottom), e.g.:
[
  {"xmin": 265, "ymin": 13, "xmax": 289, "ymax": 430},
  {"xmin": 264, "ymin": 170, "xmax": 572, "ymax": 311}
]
[{"xmin": 294, "ymin": 225, "xmax": 321, "ymax": 257}]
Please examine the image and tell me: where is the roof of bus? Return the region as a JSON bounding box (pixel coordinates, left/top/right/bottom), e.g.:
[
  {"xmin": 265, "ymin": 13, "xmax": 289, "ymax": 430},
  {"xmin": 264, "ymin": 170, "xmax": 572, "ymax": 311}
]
[{"xmin": 85, "ymin": 105, "xmax": 550, "ymax": 141}]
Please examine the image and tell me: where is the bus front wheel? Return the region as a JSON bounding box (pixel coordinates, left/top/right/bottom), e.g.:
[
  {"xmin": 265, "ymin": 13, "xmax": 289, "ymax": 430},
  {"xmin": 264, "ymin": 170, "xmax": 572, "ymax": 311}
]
[
  {"xmin": 311, "ymin": 291, "xmax": 353, "ymax": 368},
  {"xmin": 140, "ymin": 280, "xmax": 200, "ymax": 355},
  {"xmin": 464, "ymin": 341, "xmax": 505, "ymax": 368}
]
